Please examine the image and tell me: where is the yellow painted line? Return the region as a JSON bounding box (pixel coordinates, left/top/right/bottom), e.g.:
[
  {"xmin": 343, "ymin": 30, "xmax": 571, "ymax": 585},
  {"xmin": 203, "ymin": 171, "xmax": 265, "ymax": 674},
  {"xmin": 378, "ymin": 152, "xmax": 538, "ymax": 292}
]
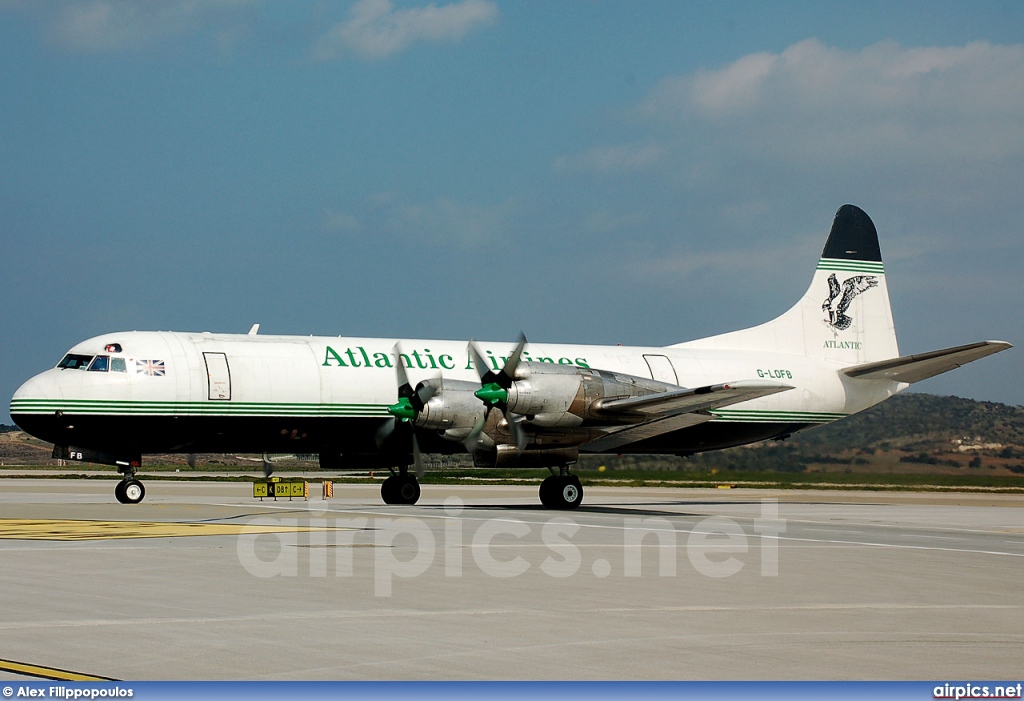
[
  {"xmin": 0, "ymin": 657, "xmax": 115, "ymax": 681},
  {"xmin": 0, "ymin": 519, "xmax": 344, "ymax": 541}
]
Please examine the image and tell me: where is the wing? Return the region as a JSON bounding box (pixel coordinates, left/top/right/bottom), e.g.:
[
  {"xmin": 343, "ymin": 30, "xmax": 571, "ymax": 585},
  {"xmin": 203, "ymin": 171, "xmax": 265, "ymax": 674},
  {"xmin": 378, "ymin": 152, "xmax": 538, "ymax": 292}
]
[
  {"xmin": 842, "ymin": 340, "xmax": 1011, "ymax": 384},
  {"xmin": 582, "ymin": 380, "xmax": 793, "ymax": 452}
]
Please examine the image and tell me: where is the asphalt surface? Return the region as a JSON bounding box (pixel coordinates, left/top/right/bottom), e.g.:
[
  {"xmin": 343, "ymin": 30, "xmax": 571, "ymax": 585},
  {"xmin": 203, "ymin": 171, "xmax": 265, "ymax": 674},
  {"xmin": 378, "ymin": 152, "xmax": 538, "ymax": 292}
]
[{"xmin": 0, "ymin": 479, "xmax": 1022, "ymax": 680}]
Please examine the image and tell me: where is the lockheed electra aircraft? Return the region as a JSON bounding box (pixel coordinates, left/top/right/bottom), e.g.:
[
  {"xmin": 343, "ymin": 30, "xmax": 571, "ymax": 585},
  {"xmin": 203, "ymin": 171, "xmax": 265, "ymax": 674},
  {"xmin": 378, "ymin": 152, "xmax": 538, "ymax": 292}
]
[{"xmin": 11, "ymin": 205, "xmax": 1011, "ymax": 508}]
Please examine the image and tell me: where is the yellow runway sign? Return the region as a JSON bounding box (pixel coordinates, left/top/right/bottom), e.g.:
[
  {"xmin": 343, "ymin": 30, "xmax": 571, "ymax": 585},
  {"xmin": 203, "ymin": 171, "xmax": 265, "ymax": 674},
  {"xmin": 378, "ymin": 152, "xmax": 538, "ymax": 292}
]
[{"xmin": 0, "ymin": 519, "xmax": 338, "ymax": 541}]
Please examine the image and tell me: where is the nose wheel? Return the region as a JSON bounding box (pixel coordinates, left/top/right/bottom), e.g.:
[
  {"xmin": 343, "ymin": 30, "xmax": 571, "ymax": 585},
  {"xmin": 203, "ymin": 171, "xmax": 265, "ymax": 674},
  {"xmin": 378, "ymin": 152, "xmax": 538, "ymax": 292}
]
[
  {"xmin": 114, "ymin": 478, "xmax": 146, "ymax": 504},
  {"xmin": 114, "ymin": 465, "xmax": 146, "ymax": 504}
]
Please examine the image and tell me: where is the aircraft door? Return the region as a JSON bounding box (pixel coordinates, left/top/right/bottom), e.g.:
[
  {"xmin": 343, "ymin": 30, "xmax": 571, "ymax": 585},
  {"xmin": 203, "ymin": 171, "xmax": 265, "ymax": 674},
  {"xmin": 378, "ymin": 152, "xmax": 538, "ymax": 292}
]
[
  {"xmin": 204, "ymin": 352, "xmax": 231, "ymax": 400},
  {"xmin": 643, "ymin": 354, "xmax": 679, "ymax": 385}
]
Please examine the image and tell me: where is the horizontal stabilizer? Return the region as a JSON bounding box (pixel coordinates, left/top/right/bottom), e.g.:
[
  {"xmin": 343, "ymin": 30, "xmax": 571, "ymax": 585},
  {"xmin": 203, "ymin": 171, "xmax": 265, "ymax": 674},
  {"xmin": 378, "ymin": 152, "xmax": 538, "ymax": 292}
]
[
  {"xmin": 842, "ymin": 341, "xmax": 1012, "ymax": 384},
  {"xmin": 597, "ymin": 380, "xmax": 793, "ymax": 417}
]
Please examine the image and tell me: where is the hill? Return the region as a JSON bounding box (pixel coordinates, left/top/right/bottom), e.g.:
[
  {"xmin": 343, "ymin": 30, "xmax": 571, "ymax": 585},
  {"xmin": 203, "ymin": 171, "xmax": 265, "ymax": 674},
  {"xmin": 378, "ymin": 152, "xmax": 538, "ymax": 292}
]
[
  {"xmin": 578, "ymin": 393, "xmax": 1024, "ymax": 476},
  {"xmin": 789, "ymin": 393, "xmax": 1024, "ymax": 452}
]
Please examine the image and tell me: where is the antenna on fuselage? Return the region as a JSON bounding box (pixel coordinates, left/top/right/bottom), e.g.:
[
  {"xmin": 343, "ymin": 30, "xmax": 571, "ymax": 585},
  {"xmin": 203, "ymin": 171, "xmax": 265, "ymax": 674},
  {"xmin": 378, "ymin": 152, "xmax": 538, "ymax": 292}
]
[{"xmin": 248, "ymin": 324, "xmax": 260, "ymax": 335}]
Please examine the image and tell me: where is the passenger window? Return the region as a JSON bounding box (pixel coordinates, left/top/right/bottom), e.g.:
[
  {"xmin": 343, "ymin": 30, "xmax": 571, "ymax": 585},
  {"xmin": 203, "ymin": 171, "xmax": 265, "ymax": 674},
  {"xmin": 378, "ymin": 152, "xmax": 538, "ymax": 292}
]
[
  {"xmin": 110, "ymin": 357, "xmax": 127, "ymax": 373},
  {"xmin": 88, "ymin": 356, "xmax": 110, "ymax": 372}
]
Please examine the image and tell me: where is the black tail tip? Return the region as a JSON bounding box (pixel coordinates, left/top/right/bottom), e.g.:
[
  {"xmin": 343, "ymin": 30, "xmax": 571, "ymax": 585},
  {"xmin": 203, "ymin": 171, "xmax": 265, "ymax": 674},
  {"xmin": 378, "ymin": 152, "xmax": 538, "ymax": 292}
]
[{"xmin": 821, "ymin": 204, "xmax": 882, "ymax": 263}]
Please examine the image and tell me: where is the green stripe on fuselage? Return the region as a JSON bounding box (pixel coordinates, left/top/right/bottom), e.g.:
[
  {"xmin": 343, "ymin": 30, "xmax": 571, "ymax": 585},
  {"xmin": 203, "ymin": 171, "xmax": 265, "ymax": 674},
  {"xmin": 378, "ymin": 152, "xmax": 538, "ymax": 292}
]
[
  {"xmin": 710, "ymin": 409, "xmax": 846, "ymax": 423},
  {"xmin": 10, "ymin": 399, "xmax": 389, "ymax": 417}
]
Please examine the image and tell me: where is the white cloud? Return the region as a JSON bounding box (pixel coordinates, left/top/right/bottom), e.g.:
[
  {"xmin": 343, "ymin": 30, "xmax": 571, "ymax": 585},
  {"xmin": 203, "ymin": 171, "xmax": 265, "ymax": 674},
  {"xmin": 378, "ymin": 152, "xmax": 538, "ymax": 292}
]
[
  {"xmin": 325, "ymin": 193, "xmax": 516, "ymax": 247},
  {"xmin": 554, "ymin": 143, "xmax": 665, "ymax": 174},
  {"xmin": 34, "ymin": 0, "xmax": 255, "ymax": 53},
  {"xmin": 580, "ymin": 209, "xmax": 650, "ymax": 236},
  {"xmin": 313, "ymin": 0, "xmax": 498, "ymax": 61},
  {"xmin": 638, "ymin": 38, "xmax": 1024, "ymax": 164},
  {"xmin": 626, "ymin": 242, "xmax": 806, "ymax": 283},
  {"xmin": 323, "ymin": 208, "xmax": 361, "ymax": 234},
  {"xmin": 689, "ymin": 51, "xmax": 778, "ymax": 115},
  {"xmin": 558, "ymin": 37, "xmax": 1024, "ymax": 281}
]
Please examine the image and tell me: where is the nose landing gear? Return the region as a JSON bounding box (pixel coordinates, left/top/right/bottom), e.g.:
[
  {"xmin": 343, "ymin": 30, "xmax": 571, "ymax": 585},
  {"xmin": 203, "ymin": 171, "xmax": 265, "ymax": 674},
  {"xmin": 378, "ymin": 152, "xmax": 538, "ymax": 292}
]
[{"xmin": 114, "ymin": 465, "xmax": 146, "ymax": 504}]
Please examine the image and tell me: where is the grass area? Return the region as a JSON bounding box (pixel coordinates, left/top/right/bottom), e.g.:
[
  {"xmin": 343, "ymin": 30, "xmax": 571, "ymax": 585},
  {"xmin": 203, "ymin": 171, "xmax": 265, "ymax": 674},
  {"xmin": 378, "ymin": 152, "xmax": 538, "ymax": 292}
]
[
  {"xmin": 434, "ymin": 468, "xmax": 1024, "ymax": 491},
  {"xmin": 2, "ymin": 465, "xmax": 1022, "ymax": 492}
]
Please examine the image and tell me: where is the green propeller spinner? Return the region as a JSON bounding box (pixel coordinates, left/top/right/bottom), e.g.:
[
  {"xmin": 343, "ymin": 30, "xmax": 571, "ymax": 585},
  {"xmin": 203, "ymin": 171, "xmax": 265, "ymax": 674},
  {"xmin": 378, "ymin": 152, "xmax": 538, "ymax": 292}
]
[
  {"xmin": 387, "ymin": 395, "xmax": 418, "ymax": 421},
  {"xmin": 474, "ymin": 382, "xmax": 508, "ymax": 407}
]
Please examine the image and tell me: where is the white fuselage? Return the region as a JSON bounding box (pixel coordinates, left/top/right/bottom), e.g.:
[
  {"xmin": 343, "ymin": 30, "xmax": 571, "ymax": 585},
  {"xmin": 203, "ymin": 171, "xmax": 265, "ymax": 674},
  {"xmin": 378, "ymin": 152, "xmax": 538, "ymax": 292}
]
[{"xmin": 11, "ymin": 329, "xmax": 901, "ymax": 464}]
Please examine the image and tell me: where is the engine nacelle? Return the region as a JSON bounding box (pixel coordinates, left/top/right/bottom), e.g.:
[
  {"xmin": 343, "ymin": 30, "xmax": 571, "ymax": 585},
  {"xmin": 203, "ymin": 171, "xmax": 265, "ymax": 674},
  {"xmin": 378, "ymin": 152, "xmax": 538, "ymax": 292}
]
[
  {"xmin": 493, "ymin": 445, "xmax": 579, "ymax": 469},
  {"xmin": 505, "ymin": 363, "xmax": 676, "ymax": 428},
  {"xmin": 415, "ymin": 378, "xmax": 486, "ymax": 440}
]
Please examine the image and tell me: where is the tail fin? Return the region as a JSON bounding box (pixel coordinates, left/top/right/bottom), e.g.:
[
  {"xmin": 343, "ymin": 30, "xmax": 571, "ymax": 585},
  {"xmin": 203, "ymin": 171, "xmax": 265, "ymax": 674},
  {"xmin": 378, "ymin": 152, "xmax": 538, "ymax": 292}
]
[{"xmin": 675, "ymin": 205, "xmax": 899, "ymax": 364}]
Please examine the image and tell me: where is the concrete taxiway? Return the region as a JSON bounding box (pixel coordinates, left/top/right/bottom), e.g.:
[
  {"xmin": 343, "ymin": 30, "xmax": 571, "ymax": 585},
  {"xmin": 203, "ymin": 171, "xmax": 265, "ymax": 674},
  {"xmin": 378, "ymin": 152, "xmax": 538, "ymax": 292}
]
[{"xmin": 0, "ymin": 479, "xmax": 1022, "ymax": 680}]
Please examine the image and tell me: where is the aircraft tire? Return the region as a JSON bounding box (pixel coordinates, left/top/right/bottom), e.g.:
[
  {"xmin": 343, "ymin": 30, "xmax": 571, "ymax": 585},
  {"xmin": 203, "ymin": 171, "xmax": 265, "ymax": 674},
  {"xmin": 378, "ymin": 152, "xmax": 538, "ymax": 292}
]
[
  {"xmin": 557, "ymin": 475, "xmax": 583, "ymax": 510},
  {"xmin": 538, "ymin": 476, "xmax": 558, "ymax": 508},
  {"xmin": 381, "ymin": 475, "xmax": 399, "ymax": 504},
  {"xmin": 396, "ymin": 476, "xmax": 421, "ymax": 505},
  {"xmin": 540, "ymin": 475, "xmax": 582, "ymax": 510},
  {"xmin": 114, "ymin": 480, "xmax": 128, "ymax": 504},
  {"xmin": 122, "ymin": 479, "xmax": 145, "ymax": 504},
  {"xmin": 381, "ymin": 475, "xmax": 420, "ymax": 505}
]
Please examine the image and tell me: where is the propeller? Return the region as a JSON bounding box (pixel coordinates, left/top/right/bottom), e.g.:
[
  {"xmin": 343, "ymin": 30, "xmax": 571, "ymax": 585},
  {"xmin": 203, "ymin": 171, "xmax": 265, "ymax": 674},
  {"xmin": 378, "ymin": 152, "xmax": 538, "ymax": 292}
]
[
  {"xmin": 462, "ymin": 414, "xmax": 487, "ymax": 455},
  {"xmin": 469, "ymin": 333, "xmax": 529, "ymax": 452},
  {"xmin": 376, "ymin": 343, "xmax": 438, "ymax": 478},
  {"xmin": 471, "ymin": 332, "xmax": 526, "ymax": 409}
]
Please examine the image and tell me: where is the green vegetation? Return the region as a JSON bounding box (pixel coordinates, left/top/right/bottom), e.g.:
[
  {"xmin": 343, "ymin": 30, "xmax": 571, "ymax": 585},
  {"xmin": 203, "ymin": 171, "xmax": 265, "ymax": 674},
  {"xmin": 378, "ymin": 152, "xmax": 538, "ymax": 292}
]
[
  {"xmin": 791, "ymin": 393, "xmax": 1024, "ymax": 450},
  {"xmin": 1, "ymin": 466, "xmax": 1021, "ymax": 491},
  {"xmin": 417, "ymin": 467, "xmax": 1024, "ymax": 491}
]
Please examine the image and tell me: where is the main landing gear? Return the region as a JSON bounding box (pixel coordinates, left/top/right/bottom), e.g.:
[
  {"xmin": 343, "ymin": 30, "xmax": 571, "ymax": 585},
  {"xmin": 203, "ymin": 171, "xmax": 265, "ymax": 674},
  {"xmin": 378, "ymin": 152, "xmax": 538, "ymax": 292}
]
[
  {"xmin": 114, "ymin": 465, "xmax": 146, "ymax": 504},
  {"xmin": 373, "ymin": 462, "xmax": 582, "ymax": 509},
  {"xmin": 380, "ymin": 466, "xmax": 421, "ymax": 505},
  {"xmin": 539, "ymin": 466, "xmax": 583, "ymax": 510}
]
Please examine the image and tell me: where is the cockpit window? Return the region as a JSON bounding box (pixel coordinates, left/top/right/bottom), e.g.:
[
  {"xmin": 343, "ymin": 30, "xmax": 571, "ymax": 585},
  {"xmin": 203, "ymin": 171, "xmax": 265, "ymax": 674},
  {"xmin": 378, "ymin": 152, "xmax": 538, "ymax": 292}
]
[
  {"xmin": 110, "ymin": 357, "xmax": 127, "ymax": 373},
  {"xmin": 58, "ymin": 354, "xmax": 93, "ymax": 370},
  {"xmin": 87, "ymin": 356, "xmax": 109, "ymax": 372}
]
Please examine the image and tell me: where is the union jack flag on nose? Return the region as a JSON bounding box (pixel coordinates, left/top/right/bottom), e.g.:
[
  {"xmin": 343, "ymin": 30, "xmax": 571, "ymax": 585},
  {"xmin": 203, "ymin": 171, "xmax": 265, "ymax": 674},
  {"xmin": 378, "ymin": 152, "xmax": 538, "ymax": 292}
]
[{"xmin": 137, "ymin": 359, "xmax": 166, "ymax": 377}]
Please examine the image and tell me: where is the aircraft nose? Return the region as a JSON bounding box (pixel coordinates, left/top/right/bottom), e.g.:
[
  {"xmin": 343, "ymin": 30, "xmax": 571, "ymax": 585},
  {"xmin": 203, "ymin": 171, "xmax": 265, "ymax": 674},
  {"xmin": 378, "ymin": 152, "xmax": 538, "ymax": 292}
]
[
  {"xmin": 10, "ymin": 371, "xmax": 63, "ymax": 440},
  {"xmin": 10, "ymin": 371, "xmax": 60, "ymax": 420},
  {"xmin": 13, "ymin": 372, "xmax": 56, "ymax": 402}
]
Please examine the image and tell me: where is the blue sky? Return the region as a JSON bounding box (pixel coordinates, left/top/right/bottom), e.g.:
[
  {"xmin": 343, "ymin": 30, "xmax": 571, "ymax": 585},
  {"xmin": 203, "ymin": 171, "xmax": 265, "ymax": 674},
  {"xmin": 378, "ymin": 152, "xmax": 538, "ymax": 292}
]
[{"xmin": 2, "ymin": 0, "xmax": 1023, "ymax": 424}]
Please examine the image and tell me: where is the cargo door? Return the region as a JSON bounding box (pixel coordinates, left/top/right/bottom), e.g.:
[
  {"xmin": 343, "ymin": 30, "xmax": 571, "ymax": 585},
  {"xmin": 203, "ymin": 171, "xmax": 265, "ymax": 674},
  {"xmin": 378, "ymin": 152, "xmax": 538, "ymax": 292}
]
[
  {"xmin": 643, "ymin": 354, "xmax": 679, "ymax": 385},
  {"xmin": 204, "ymin": 352, "xmax": 231, "ymax": 400}
]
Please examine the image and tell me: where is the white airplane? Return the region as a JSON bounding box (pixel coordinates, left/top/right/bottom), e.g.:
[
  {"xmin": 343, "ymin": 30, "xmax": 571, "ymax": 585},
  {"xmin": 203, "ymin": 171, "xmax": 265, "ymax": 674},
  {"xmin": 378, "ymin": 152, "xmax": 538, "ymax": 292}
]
[{"xmin": 10, "ymin": 205, "xmax": 1010, "ymax": 508}]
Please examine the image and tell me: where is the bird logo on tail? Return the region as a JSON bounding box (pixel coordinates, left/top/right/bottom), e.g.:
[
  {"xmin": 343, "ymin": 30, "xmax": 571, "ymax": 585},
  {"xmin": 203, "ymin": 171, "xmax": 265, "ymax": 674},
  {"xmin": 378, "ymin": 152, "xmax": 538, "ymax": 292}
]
[{"xmin": 822, "ymin": 273, "xmax": 878, "ymax": 331}]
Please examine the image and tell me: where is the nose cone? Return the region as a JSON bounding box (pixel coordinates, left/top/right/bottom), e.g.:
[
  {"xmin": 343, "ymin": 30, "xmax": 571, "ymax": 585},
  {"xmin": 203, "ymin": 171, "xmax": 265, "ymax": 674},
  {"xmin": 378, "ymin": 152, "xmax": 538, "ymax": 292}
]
[
  {"xmin": 12, "ymin": 370, "xmax": 59, "ymax": 405},
  {"xmin": 10, "ymin": 371, "xmax": 61, "ymax": 438}
]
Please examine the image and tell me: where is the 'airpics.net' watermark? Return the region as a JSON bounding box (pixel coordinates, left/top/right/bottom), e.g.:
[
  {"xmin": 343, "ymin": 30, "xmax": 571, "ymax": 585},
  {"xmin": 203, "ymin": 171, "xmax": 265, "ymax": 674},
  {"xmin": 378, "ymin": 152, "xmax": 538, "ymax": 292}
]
[{"xmin": 236, "ymin": 497, "xmax": 786, "ymax": 596}]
